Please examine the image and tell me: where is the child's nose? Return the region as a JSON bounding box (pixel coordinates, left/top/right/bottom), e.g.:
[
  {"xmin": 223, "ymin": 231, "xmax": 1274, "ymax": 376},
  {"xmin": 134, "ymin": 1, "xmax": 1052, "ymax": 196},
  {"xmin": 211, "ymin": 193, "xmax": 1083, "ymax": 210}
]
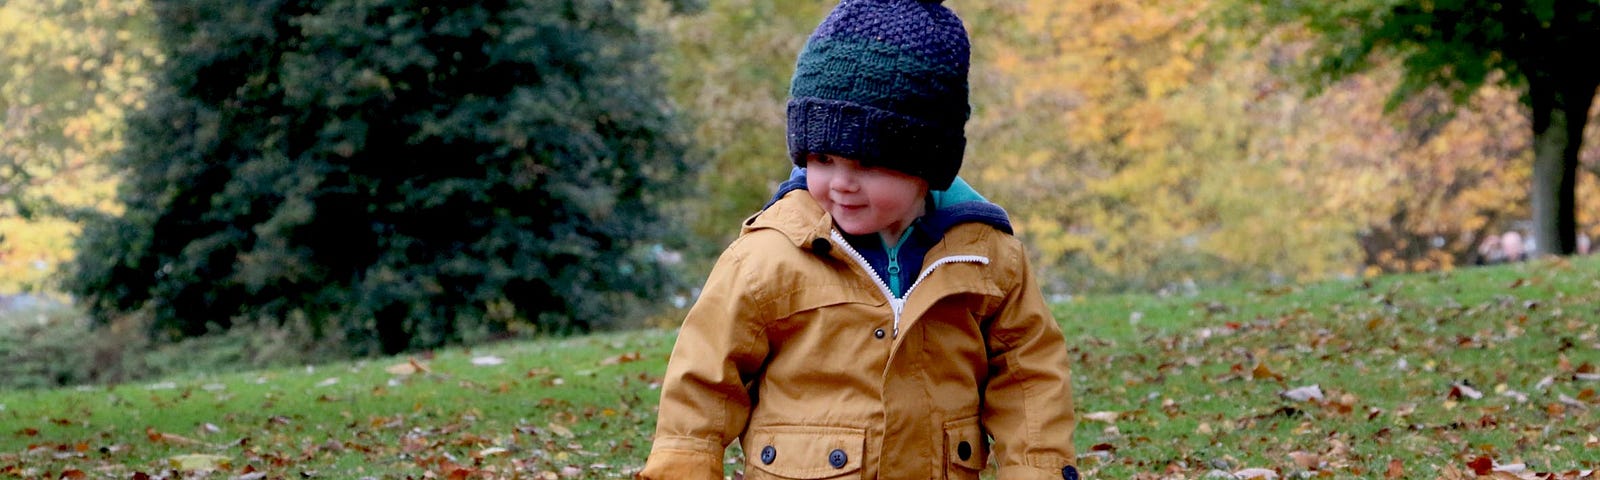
[{"xmin": 829, "ymin": 170, "xmax": 859, "ymax": 192}]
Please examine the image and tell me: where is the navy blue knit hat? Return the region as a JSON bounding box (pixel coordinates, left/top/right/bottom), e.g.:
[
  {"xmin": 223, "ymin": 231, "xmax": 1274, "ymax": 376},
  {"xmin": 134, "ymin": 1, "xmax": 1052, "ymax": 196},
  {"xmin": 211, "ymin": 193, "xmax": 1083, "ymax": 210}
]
[{"xmin": 787, "ymin": 0, "xmax": 971, "ymax": 190}]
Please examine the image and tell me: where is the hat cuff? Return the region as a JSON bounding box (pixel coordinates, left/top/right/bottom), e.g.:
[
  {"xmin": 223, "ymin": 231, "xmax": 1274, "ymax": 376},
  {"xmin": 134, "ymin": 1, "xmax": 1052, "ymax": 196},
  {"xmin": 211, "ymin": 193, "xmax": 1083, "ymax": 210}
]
[{"xmin": 787, "ymin": 97, "xmax": 962, "ymax": 191}]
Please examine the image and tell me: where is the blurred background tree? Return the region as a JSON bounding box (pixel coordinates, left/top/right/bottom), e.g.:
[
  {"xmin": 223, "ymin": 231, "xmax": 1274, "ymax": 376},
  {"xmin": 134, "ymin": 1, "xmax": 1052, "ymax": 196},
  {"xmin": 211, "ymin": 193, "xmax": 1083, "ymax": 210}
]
[
  {"xmin": 1237, "ymin": 0, "xmax": 1600, "ymax": 257},
  {"xmin": 642, "ymin": 0, "xmax": 826, "ymax": 274},
  {"xmin": 65, "ymin": 0, "xmax": 699, "ymax": 354},
  {"xmin": 1, "ymin": 0, "xmax": 159, "ymax": 293}
]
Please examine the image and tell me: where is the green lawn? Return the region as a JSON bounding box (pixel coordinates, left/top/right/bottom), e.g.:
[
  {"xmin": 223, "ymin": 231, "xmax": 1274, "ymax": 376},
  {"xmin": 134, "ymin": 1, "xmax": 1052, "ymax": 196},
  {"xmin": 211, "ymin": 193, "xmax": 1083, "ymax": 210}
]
[{"xmin": 3, "ymin": 257, "xmax": 1599, "ymax": 478}]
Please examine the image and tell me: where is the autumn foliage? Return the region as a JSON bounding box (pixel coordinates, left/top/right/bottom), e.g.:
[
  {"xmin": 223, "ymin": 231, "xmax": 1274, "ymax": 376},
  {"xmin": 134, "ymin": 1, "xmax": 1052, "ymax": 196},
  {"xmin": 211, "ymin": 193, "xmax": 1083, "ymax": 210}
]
[{"xmin": 654, "ymin": 0, "xmax": 1600, "ymax": 296}]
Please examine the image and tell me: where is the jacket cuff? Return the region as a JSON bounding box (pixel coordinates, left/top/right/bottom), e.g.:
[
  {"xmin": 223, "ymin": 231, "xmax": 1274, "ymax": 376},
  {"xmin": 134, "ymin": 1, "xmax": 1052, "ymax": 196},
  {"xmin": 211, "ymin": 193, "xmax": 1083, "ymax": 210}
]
[{"xmin": 637, "ymin": 437, "xmax": 725, "ymax": 480}]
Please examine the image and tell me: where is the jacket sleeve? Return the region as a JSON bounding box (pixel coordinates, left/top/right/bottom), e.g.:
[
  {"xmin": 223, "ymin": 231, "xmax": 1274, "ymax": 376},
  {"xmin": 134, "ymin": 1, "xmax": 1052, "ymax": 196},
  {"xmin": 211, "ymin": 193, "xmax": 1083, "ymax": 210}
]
[
  {"xmin": 639, "ymin": 240, "xmax": 771, "ymax": 480},
  {"xmin": 982, "ymin": 246, "xmax": 1077, "ymax": 480}
]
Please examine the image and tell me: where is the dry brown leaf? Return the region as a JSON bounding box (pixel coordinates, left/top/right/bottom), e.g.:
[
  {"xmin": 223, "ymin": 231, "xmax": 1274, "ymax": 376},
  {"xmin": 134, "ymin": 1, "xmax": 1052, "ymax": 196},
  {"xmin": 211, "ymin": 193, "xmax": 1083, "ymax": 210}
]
[
  {"xmin": 600, "ymin": 352, "xmax": 642, "ymax": 366},
  {"xmin": 385, "ymin": 357, "xmax": 431, "ymax": 375},
  {"xmin": 1253, "ymin": 363, "xmax": 1284, "ymax": 382},
  {"xmin": 145, "ymin": 427, "xmax": 201, "ymax": 445},
  {"xmin": 1287, "ymin": 451, "xmax": 1319, "ymax": 470},
  {"xmin": 548, "ymin": 423, "xmax": 574, "ymax": 438},
  {"xmin": 1385, "ymin": 459, "xmax": 1404, "ymax": 479}
]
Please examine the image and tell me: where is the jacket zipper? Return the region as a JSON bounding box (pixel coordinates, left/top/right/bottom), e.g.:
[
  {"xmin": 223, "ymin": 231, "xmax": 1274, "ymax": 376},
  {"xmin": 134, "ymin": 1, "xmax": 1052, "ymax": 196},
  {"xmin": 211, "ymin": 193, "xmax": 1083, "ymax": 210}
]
[{"xmin": 829, "ymin": 229, "xmax": 990, "ymax": 337}]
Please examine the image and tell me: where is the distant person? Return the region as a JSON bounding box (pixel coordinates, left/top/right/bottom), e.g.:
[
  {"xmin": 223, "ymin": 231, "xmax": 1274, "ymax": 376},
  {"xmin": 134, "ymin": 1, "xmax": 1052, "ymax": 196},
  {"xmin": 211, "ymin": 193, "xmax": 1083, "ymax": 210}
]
[
  {"xmin": 1501, "ymin": 230, "xmax": 1525, "ymax": 262},
  {"xmin": 1476, "ymin": 234, "xmax": 1504, "ymax": 265},
  {"xmin": 1579, "ymin": 233, "xmax": 1591, "ymax": 255},
  {"xmin": 637, "ymin": 1, "xmax": 1079, "ymax": 479}
]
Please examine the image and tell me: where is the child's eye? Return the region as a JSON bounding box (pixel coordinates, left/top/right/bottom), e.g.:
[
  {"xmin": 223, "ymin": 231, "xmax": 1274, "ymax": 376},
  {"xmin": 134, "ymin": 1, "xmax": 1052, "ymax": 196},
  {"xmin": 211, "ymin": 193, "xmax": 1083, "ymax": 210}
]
[{"xmin": 807, "ymin": 154, "xmax": 832, "ymax": 165}]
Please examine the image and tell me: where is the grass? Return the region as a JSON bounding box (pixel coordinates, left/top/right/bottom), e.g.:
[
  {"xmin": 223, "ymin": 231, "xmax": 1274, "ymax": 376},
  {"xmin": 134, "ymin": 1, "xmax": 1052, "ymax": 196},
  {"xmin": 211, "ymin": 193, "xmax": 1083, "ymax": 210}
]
[{"xmin": 3, "ymin": 256, "xmax": 1599, "ymax": 478}]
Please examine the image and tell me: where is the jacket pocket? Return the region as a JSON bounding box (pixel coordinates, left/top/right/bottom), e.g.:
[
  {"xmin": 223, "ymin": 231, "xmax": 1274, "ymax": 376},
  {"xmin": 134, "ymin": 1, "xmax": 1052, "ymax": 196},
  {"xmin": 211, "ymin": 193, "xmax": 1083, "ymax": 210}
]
[
  {"xmin": 743, "ymin": 425, "xmax": 864, "ymax": 480},
  {"xmin": 943, "ymin": 416, "xmax": 988, "ymax": 479}
]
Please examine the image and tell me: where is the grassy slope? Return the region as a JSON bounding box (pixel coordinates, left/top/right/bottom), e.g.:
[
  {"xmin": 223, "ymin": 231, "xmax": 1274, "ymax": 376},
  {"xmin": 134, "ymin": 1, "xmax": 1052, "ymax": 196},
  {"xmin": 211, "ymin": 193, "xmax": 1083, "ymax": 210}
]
[{"xmin": 2, "ymin": 257, "xmax": 1598, "ymax": 478}]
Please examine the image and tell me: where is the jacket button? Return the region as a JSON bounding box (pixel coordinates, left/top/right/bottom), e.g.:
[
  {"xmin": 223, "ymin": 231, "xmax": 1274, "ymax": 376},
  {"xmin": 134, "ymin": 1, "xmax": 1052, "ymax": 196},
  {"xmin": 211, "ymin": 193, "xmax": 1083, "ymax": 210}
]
[
  {"xmin": 1061, "ymin": 465, "xmax": 1079, "ymax": 480},
  {"xmin": 957, "ymin": 441, "xmax": 972, "ymax": 461},
  {"xmin": 828, "ymin": 449, "xmax": 848, "ymax": 468},
  {"xmin": 873, "ymin": 328, "xmax": 886, "ymax": 339},
  {"xmin": 810, "ymin": 238, "xmax": 832, "ymax": 255},
  {"xmin": 760, "ymin": 445, "xmax": 776, "ymax": 465}
]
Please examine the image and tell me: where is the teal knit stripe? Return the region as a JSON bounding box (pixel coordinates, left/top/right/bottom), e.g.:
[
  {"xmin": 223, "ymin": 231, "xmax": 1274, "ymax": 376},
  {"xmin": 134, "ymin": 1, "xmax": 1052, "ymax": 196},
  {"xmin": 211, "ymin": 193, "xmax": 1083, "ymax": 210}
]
[{"xmin": 790, "ymin": 37, "xmax": 967, "ymax": 124}]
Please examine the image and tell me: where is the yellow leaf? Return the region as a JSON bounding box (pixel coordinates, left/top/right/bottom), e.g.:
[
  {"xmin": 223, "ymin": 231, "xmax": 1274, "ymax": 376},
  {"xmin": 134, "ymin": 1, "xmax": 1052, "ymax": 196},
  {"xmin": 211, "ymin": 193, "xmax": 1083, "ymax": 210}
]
[
  {"xmin": 168, "ymin": 454, "xmax": 230, "ymax": 471},
  {"xmin": 548, "ymin": 423, "xmax": 574, "ymax": 438}
]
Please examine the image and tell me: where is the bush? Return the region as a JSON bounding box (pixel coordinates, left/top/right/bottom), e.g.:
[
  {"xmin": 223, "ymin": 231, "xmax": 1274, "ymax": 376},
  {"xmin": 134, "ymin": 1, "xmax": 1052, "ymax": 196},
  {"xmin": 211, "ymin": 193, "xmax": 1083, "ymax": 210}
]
[{"xmin": 0, "ymin": 300, "xmax": 340, "ymax": 390}]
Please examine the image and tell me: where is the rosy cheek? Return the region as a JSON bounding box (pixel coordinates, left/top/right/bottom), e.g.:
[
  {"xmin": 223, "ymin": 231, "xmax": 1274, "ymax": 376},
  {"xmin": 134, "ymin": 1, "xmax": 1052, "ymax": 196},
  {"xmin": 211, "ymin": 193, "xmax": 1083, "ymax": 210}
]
[{"xmin": 808, "ymin": 189, "xmax": 830, "ymax": 209}]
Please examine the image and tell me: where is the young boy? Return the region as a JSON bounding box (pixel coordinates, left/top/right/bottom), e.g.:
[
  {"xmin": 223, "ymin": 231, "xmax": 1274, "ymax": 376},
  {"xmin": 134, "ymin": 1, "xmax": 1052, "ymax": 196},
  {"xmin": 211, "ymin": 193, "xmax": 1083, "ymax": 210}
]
[{"xmin": 639, "ymin": 0, "xmax": 1078, "ymax": 479}]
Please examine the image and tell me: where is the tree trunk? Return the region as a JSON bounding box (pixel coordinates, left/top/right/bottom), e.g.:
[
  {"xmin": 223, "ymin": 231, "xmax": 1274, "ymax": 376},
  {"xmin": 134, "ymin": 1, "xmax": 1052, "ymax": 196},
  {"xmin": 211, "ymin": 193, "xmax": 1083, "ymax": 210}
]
[
  {"xmin": 1529, "ymin": 100, "xmax": 1567, "ymax": 257},
  {"xmin": 1527, "ymin": 77, "xmax": 1596, "ymax": 257}
]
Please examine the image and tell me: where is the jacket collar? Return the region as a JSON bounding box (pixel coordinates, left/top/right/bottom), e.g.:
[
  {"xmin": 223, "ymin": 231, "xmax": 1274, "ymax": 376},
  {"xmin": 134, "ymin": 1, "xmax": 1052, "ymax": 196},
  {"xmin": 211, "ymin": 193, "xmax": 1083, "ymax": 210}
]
[
  {"xmin": 759, "ymin": 167, "xmax": 1013, "ymax": 240},
  {"xmin": 744, "ymin": 188, "xmax": 835, "ymax": 252}
]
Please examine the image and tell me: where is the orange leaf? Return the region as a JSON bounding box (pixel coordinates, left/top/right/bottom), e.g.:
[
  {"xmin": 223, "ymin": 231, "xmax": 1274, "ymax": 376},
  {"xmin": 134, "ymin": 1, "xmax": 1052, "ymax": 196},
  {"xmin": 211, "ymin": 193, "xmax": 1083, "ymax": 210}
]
[
  {"xmin": 600, "ymin": 352, "xmax": 642, "ymax": 366},
  {"xmin": 1252, "ymin": 363, "xmax": 1283, "ymax": 382},
  {"xmin": 1385, "ymin": 459, "xmax": 1404, "ymax": 479}
]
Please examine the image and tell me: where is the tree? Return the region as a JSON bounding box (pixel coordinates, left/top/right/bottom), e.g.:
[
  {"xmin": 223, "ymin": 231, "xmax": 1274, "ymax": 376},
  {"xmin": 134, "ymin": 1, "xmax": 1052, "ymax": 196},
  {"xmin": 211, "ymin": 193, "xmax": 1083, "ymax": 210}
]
[
  {"xmin": 646, "ymin": 0, "xmax": 827, "ymax": 273},
  {"xmin": 971, "ymin": 0, "xmax": 1360, "ymax": 292},
  {"xmin": 67, "ymin": 0, "xmax": 697, "ymax": 354},
  {"xmin": 0, "ymin": 0, "xmax": 158, "ymax": 292},
  {"xmin": 1247, "ymin": 0, "xmax": 1600, "ymax": 256}
]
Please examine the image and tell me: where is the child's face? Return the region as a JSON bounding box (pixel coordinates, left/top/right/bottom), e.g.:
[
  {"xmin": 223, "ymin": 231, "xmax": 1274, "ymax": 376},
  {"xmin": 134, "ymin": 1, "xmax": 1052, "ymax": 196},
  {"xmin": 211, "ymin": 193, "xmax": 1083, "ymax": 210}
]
[{"xmin": 805, "ymin": 153, "xmax": 929, "ymax": 243}]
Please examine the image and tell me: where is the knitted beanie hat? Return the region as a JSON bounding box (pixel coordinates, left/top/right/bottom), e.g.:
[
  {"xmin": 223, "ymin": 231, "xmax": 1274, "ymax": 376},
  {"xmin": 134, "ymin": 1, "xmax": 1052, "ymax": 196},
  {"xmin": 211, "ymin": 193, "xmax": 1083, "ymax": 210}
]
[{"xmin": 787, "ymin": 0, "xmax": 971, "ymax": 191}]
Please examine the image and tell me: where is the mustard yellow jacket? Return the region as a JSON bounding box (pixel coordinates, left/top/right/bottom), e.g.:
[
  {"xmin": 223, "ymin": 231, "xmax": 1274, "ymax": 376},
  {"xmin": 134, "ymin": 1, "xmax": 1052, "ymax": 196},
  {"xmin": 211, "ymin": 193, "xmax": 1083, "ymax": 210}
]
[{"xmin": 640, "ymin": 191, "xmax": 1077, "ymax": 480}]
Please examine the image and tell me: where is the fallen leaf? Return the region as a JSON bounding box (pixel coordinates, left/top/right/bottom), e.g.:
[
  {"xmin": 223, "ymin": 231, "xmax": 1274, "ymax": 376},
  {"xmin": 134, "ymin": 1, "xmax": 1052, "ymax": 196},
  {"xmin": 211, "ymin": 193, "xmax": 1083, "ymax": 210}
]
[
  {"xmin": 386, "ymin": 357, "xmax": 431, "ymax": 375},
  {"xmin": 315, "ymin": 377, "xmax": 339, "ymax": 387},
  {"xmin": 1082, "ymin": 411, "xmax": 1119, "ymax": 423},
  {"xmin": 1385, "ymin": 459, "xmax": 1404, "ymax": 479},
  {"xmin": 1467, "ymin": 456, "xmax": 1494, "ymax": 476},
  {"xmin": 1287, "ymin": 451, "xmax": 1319, "ymax": 470},
  {"xmin": 1234, "ymin": 467, "xmax": 1279, "ymax": 479},
  {"xmin": 1281, "ymin": 385, "xmax": 1324, "ymax": 402},
  {"xmin": 1450, "ymin": 383, "xmax": 1484, "ymax": 400},
  {"xmin": 548, "ymin": 423, "xmax": 574, "ymax": 438},
  {"xmin": 599, "ymin": 352, "xmax": 642, "ymax": 366},
  {"xmin": 471, "ymin": 355, "xmax": 505, "ymax": 366},
  {"xmin": 476, "ymin": 447, "xmax": 508, "ymax": 458},
  {"xmin": 145, "ymin": 427, "xmax": 200, "ymax": 445},
  {"xmin": 168, "ymin": 453, "xmax": 231, "ymax": 471},
  {"xmin": 1253, "ymin": 363, "xmax": 1284, "ymax": 382}
]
